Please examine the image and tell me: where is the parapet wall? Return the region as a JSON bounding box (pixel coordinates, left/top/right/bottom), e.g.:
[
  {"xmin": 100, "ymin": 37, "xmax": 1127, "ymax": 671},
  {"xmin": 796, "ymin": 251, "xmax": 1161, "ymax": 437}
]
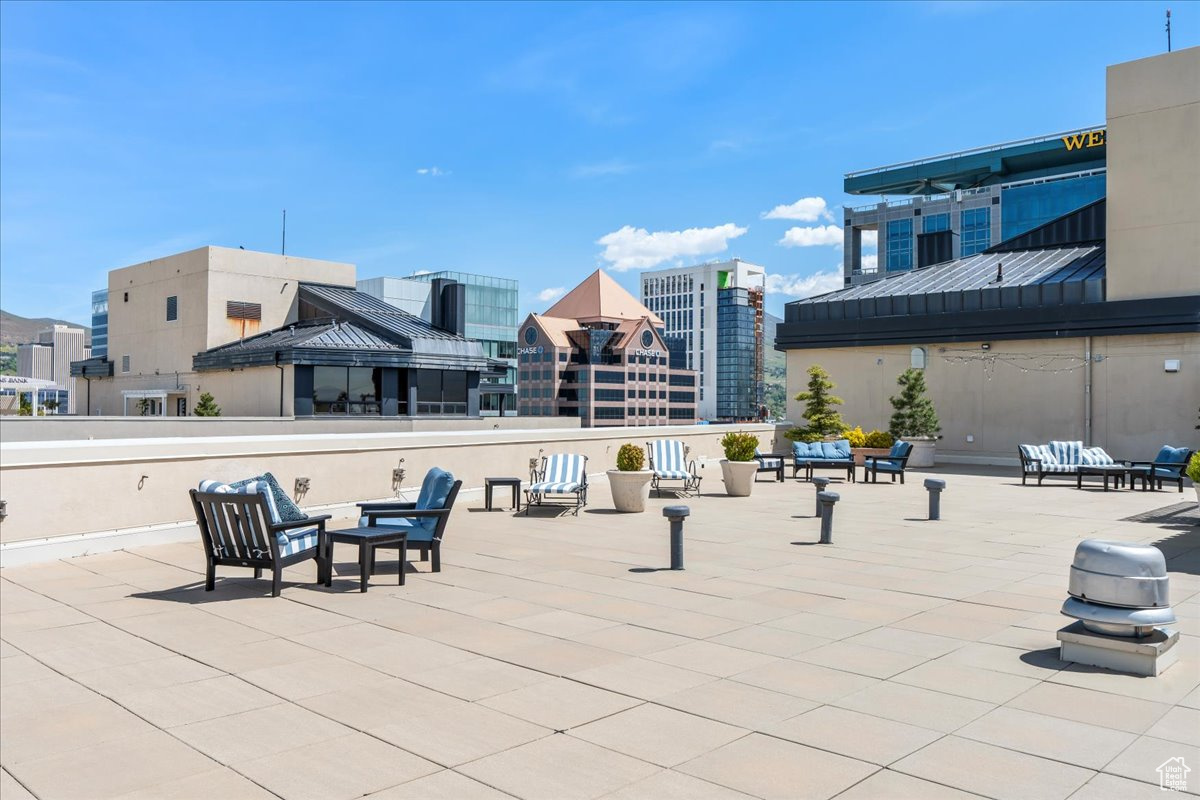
[{"xmin": 0, "ymin": 424, "xmax": 784, "ymax": 561}]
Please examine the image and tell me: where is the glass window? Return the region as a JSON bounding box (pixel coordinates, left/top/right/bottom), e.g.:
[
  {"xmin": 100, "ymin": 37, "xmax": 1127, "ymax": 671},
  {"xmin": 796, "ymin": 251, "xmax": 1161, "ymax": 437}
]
[
  {"xmin": 885, "ymin": 218, "xmax": 913, "ymax": 271},
  {"xmin": 922, "ymin": 213, "xmax": 949, "ymax": 233},
  {"xmin": 961, "ymin": 207, "xmax": 991, "ymax": 256},
  {"xmin": 347, "ymin": 367, "xmax": 380, "ymax": 414},
  {"xmin": 911, "ymin": 347, "xmax": 927, "ymax": 370},
  {"xmin": 1000, "ymin": 173, "xmax": 1105, "ymax": 240},
  {"xmin": 313, "ymin": 366, "xmax": 347, "ymax": 413}
]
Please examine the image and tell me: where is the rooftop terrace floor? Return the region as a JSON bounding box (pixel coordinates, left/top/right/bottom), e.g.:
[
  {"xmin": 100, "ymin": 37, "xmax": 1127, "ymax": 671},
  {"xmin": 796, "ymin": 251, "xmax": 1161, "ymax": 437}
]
[{"xmin": 2, "ymin": 467, "xmax": 1198, "ymax": 800}]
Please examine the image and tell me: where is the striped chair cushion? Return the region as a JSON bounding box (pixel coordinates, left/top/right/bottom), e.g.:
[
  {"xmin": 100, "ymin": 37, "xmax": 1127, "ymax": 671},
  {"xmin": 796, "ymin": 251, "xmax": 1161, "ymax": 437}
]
[
  {"xmin": 198, "ymin": 480, "xmax": 318, "ymax": 559},
  {"xmin": 531, "ymin": 454, "xmax": 585, "ymax": 494},
  {"xmin": 1018, "ymin": 444, "xmax": 1042, "ymax": 463},
  {"xmin": 758, "ymin": 457, "xmax": 783, "ymax": 469},
  {"xmin": 1080, "ymin": 447, "xmax": 1115, "ymax": 465},
  {"xmin": 279, "ymin": 527, "xmax": 319, "ymax": 557},
  {"xmin": 649, "ymin": 440, "xmax": 690, "ymax": 479},
  {"xmin": 1048, "ymin": 441, "xmax": 1084, "ymax": 466}
]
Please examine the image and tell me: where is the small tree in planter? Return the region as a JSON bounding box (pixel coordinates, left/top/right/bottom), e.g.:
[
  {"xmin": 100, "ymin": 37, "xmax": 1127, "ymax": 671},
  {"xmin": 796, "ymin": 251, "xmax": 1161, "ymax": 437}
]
[
  {"xmin": 888, "ymin": 368, "xmax": 939, "ymax": 467},
  {"xmin": 786, "ymin": 366, "xmax": 847, "ymax": 443},
  {"xmin": 719, "ymin": 430, "xmax": 760, "ymax": 497},
  {"xmin": 608, "ymin": 443, "xmax": 653, "ymax": 512},
  {"xmin": 193, "ymin": 392, "xmax": 222, "ymax": 417}
]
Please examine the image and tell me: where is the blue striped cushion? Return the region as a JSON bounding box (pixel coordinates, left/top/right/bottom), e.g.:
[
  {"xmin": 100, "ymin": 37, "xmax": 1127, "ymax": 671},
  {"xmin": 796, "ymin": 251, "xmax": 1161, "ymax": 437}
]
[
  {"xmin": 1080, "ymin": 447, "xmax": 1115, "ymax": 465},
  {"xmin": 1049, "ymin": 441, "xmax": 1084, "ymax": 467},
  {"xmin": 278, "ymin": 527, "xmax": 318, "ymax": 557},
  {"xmin": 649, "ymin": 440, "xmax": 689, "ymax": 478},
  {"xmin": 533, "ymin": 454, "xmax": 585, "ymax": 494},
  {"xmin": 196, "ymin": 480, "xmax": 277, "ymax": 559}
]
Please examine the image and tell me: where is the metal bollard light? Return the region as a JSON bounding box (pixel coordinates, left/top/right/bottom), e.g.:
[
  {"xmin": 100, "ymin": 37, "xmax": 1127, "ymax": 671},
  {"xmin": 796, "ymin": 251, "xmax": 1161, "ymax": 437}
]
[
  {"xmin": 663, "ymin": 505, "xmax": 690, "ymax": 570},
  {"xmin": 817, "ymin": 491, "xmax": 839, "ymax": 544},
  {"xmin": 812, "ymin": 476, "xmax": 832, "ymax": 516},
  {"xmin": 923, "ymin": 478, "xmax": 946, "ymax": 520}
]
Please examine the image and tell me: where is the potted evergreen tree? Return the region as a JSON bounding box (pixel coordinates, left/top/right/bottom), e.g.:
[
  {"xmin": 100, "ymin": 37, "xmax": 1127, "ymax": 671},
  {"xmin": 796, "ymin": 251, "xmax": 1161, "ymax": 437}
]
[
  {"xmin": 888, "ymin": 368, "xmax": 940, "ymax": 467},
  {"xmin": 193, "ymin": 392, "xmax": 222, "ymax": 417},
  {"xmin": 1186, "ymin": 452, "xmax": 1200, "ymax": 511},
  {"xmin": 607, "ymin": 443, "xmax": 653, "ymax": 513},
  {"xmin": 719, "ymin": 431, "xmax": 760, "ymax": 497},
  {"xmin": 784, "ymin": 365, "xmax": 847, "ymax": 443}
]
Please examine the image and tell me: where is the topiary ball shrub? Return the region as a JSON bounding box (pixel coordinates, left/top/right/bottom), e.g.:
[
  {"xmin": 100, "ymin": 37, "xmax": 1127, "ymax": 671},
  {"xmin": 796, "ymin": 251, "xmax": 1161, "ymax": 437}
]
[
  {"xmin": 720, "ymin": 431, "xmax": 759, "ymax": 462},
  {"xmin": 616, "ymin": 443, "xmax": 646, "ymax": 471}
]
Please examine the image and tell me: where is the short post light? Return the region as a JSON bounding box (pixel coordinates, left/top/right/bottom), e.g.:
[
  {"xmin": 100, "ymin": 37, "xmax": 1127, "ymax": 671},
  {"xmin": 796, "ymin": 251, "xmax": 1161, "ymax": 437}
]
[
  {"xmin": 817, "ymin": 491, "xmax": 839, "ymax": 544},
  {"xmin": 663, "ymin": 505, "xmax": 689, "ymax": 570},
  {"xmin": 923, "ymin": 478, "xmax": 946, "ymax": 520}
]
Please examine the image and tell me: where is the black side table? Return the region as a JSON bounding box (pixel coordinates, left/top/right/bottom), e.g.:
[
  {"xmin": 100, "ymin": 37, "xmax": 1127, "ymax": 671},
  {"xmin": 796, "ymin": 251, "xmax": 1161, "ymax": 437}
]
[
  {"xmin": 485, "ymin": 477, "xmax": 522, "ymax": 512},
  {"xmin": 321, "ymin": 527, "xmax": 407, "ymax": 592}
]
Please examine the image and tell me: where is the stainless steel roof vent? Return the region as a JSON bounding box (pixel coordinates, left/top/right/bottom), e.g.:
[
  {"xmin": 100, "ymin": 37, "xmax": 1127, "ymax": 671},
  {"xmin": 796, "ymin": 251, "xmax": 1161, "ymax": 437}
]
[{"xmin": 1057, "ymin": 539, "xmax": 1180, "ymax": 676}]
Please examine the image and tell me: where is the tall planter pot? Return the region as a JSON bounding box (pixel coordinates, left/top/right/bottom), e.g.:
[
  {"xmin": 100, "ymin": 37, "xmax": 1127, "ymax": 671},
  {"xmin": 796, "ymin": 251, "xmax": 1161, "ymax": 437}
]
[
  {"xmin": 906, "ymin": 436, "xmax": 937, "ymax": 468},
  {"xmin": 607, "ymin": 470, "xmax": 653, "ymax": 513},
  {"xmin": 850, "ymin": 447, "xmax": 890, "ymax": 467},
  {"xmin": 720, "ymin": 460, "xmax": 758, "ymax": 497}
]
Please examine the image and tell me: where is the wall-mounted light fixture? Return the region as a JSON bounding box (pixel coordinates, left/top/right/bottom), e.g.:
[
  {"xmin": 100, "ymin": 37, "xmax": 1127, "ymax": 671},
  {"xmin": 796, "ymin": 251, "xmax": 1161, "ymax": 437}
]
[
  {"xmin": 1164, "ymin": 359, "xmax": 1181, "ymax": 373},
  {"xmin": 295, "ymin": 477, "xmax": 310, "ymax": 494},
  {"xmin": 0, "ymin": 500, "xmax": 7, "ymax": 521},
  {"xmin": 981, "ymin": 343, "xmax": 991, "ymax": 351}
]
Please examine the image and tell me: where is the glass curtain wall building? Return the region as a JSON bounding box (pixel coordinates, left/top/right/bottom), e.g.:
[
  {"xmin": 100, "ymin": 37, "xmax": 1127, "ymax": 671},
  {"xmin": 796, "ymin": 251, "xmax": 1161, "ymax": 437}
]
[
  {"xmin": 358, "ymin": 271, "xmax": 518, "ymax": 415},
  {"xmin": 91, "ymin": 290, "xmax": 108, "ymax": 358},
  {"xmin": 715, "ymin": 287, "xmax": 762, "ymax": 419},
  {"xmin": 842, "ymin": 126, "xmax": 1107, "ymax": 285}
]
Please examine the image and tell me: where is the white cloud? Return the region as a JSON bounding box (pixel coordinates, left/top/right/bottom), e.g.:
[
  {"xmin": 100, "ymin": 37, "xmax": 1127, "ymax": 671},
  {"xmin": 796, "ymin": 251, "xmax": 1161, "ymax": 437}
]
[
  {"xmin": 861, "ymin": 229, "xmax": 878, "ymax": 249},
  {"xmin": 570, "ymin": 159, "xmax": 633, "ymax": 178},
  {"xmin": 778, "ymin": 224, "xmax": 843, "ymax": 248},
  {"xmin": 416, "ymin": 166, "xmax": 447, "ymax": 176},
  {"xmin": 596, "ymin": 223, "xmax": 748, "ymax": 271},
  {"xmin": 861, "ymin": 254, "xmax": 878, "ymax": 271},
  {"xmin": 764, "ymin": 270, "xmax": 843, "ymax": 298},
  {"xmin": 537, "ymin": 286, "xmax": 566, "ymax": 302},
  {"xmin": 761, "ymin": 197, "xmax": 835, "ymax": 222}
]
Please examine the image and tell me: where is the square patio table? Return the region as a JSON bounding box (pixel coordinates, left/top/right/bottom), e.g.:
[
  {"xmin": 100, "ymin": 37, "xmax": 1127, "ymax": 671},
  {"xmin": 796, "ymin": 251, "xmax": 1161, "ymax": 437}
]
[
  {"xmin": 485, "ymin": 477, "xmax": 522, "ymax": 511},
  {"xmin": 1075, "ymin": 464, "xmax": 1128, "ymax": 492},
  {"xmin": 321, "ymin": 527, "xmax": 407, "ymax": 592}
]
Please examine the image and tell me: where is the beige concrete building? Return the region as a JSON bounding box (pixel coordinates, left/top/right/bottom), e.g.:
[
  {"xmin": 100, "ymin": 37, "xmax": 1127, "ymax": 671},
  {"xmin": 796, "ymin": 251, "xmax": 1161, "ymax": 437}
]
[
  {"xmin": 777, "ymin": 47, "xmax": 1200, "ymax": 463},
  {"xmin": 72, "ymin": 246, "xmax": 501, "ymax": 418}
]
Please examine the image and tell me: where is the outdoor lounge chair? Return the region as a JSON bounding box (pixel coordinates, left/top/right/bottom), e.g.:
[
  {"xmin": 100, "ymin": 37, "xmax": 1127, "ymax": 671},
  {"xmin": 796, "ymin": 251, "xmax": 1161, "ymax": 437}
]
[
  {"xmin": 754, "ymin": 449, "xmax": 785, "ymax": 482},
  {"xmin": 791, "ymin": 439, "xmax": 855, "ymax": 482},
  {"xmin": 358, "ymin": 467, "xmax": 462, "ymax": 572},
  {"xmin": 191, "ymin": 476, "xmax": 330, "ymax": 597},
  {"xmin": 1126, "ymin": 445, "xmax": 1194, "ymax": 492},
  {"xmin": 863, "ymin": 441, "xmax": 914, "ymax": 483},
  {"xmin": 526, "ymin": 453, "xmax": 589, "ymax": 514},
  {"xmin": 647, "ymin": 439, "xmax": 701, "ymax": 496}
]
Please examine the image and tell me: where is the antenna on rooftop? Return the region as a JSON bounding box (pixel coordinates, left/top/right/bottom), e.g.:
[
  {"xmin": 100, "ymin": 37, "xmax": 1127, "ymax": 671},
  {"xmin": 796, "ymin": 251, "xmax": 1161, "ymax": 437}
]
[
  {"xmin": 281, "ymin": 209, "xmax": 287, "ymax": 255},
  {"xmin": 1166, "ymin": 8, "xmax": 1172, "ymax": 52}
]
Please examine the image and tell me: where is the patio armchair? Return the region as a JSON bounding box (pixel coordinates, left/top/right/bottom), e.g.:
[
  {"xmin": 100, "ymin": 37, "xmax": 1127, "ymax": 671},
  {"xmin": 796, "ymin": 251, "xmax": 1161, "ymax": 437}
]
[
  {"xmin": 754, "ymin": 449, "xmax": 785, "ymax": 482},
  {"xmin": 863, "ymin": 441, "xmax": 915, "ymax": 484},
  {"xmin": 358, "ymin": 467, "xmax": 462, "ymax": 572},
  {"xmin": 647, "ymin": 439, "xmax": 701, "ymax": 496},
  {"xmin": 1125, "ymin": 445, "xmax": 1194, "ymax": 492},
  {"xmin": 191, "ymin": 476, "xmax": 330, "ymax": 597},
  {"xmin": 791, "ymin": 439, "xmax": 855, "ymax": 482},
  {"xmin": 526, "ymin": 453, "xmax": 589, "ymax": 514}
]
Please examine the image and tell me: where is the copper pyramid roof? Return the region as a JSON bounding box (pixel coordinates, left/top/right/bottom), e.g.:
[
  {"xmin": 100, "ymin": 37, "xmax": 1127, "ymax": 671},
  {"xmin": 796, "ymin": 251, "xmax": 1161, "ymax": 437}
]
[{"xmin": 543, "ymin": 269, "xmax": 663, "ymax": 326}]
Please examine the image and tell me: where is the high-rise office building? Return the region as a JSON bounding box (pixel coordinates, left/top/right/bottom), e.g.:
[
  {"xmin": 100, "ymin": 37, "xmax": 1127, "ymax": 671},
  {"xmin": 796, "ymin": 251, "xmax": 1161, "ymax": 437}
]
[
  {"xmin": 517, "ymin": 270, "xmax": 698, "ymax": 428},
  {"xmin": 842, "ymin": 126, "xmax": 1107, "ymax": 285},
  {"xmin": 16, "ymin": 324, "xmax": 89, "ymax": 413},
  {"xmin": 357, "ymin": 270, "xmax": 518, "ymax": 416},
  {"xmin": 640, "ymin": 259, "xmax": 765, "ymax": 421}
]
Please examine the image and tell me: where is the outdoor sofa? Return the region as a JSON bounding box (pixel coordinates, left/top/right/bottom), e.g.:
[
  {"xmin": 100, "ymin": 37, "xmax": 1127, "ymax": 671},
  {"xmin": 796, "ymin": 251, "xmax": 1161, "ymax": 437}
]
[
  {"xmin": 791, "ymin": 439, "xmax": 856, "ymax": 482},
  {"xmin": 190, "ymin": 473, "xmax": 330, "ymax": 597},
  {"xmin": 647, "ymin": 439, "xmax": 702, "ymax": 496},
  {"xmin": 1017, "ymin": 441, "xmax": 1119, "ymax": 485},
  {"xmin": 358, "ymin": 467, "xmax": 462, "ymax": 572}
]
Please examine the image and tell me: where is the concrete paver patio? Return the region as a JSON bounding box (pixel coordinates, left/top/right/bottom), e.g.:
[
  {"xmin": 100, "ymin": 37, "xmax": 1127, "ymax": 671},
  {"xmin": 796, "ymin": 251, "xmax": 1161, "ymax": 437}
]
[{"xmin": 2, "ymin": 467, "xmax": 1198, "ymax": 799}]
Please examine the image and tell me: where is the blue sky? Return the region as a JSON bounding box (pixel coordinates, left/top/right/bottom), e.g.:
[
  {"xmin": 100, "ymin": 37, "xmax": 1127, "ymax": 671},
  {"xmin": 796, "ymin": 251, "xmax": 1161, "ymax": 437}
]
[{"xmin": 1, "ymin": 1, "xmax": 1194, "ymax": 326}]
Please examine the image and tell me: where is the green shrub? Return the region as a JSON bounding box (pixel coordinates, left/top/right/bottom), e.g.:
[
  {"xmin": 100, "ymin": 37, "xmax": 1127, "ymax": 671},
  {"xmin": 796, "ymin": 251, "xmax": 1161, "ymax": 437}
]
[
  {"xmin": 616, "ymin": 443, "xmax": 645, "ymax": 471},
  {"xmin": 863, "ymin": 429, "xmax": 895, "ymax": 448},
  {"xmin": 720, "ymin": 431, "xmax": 759, "ymax": 462},
  {"xmin": 784, "ymin": 427, "xmax": 822, "ymax": 443},
  {"xmin": 1187, "ymin": 452, "xmax": 1200, "ymax": 483}
]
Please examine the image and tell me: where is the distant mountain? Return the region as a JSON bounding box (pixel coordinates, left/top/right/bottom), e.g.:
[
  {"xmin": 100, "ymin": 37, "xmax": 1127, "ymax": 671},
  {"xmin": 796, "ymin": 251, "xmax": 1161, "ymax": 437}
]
[{"xmin": 0, "ymin": 309, "xmax": 92, "ymax": 346}]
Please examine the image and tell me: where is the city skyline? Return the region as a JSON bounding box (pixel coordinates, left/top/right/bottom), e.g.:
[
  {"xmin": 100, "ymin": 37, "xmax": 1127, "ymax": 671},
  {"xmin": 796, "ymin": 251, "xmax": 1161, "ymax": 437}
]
[{"xmin": 2, "ymin": 1, "xmax": 1194, "ymax": 326}]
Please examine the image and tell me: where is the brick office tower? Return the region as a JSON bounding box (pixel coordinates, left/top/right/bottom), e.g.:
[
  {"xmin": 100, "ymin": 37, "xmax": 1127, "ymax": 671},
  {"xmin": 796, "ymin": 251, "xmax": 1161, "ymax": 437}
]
[{"xmin": 516, "ymin": 270, "xmax": 699, "ymax": 428}]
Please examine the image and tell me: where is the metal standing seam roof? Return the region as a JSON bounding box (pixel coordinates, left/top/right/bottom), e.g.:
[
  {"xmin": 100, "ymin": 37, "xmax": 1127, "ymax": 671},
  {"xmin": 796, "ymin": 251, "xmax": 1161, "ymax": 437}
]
[
  {"xmin": 786, "ymin": 246, "xmax": 1106, "ymax": 324},
  {"xmin": 201, "ymin": 319, "xmax": 401, "ymax": 354}
]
